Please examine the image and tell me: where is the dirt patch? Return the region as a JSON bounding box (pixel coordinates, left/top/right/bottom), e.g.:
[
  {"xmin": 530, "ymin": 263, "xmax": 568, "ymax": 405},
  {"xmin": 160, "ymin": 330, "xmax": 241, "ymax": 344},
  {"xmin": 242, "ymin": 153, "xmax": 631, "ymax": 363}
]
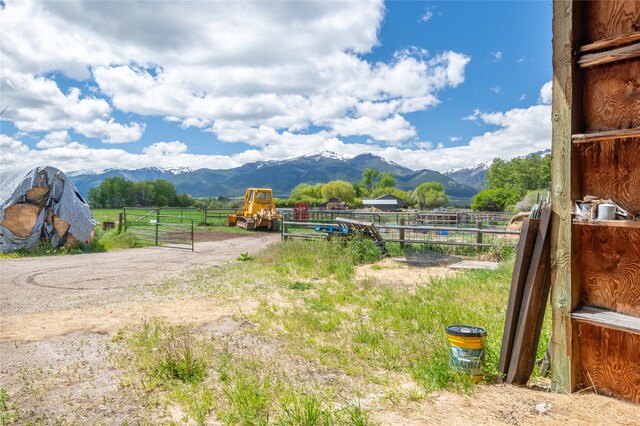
[
  {"xmin": 370, "ymin": 383, "xmax": 640, "ymax": 425},
  {"xmin": 356, "ymin": 258, "xmax": 456, "ymax": 291},
  {"xmin": 0, "ymin": 233, "xmax": 279, "ymax": 316},
  {"xmin": 0, "ymin": 297, "xmax": 257, "ymax": 342}
]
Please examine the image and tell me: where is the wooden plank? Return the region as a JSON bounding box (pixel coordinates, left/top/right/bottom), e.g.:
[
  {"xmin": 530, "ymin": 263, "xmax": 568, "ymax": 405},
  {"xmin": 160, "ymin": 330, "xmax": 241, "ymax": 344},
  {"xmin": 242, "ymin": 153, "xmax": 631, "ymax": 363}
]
[
  {"xmin": 577, "ymin": 138, "xmax": 640, "ymax": 214},
  {"xmin": 576, "ymin": 323, "xmax": 640, "ymax": 403},
  {"xmin": 572, "ymin": 307, "xmax": 640, "ymax": 335},
  {"xmin": 583, "ymin": 1, "xmax": 640, "ymax": 44},
  {"xmin": 498, "ymin": 217, "xmax": 540, "ymax": 380},
  {"xmin": 578, "ymin": 42, "xmax": 640, "ymax": 68},
  {"xmin": 550, "ymin": 0, "xmax": 580, "ymax": 394},
  {"xmin": 507, "ymin": 205, "xmax": 552, "ymax": 384},
  {"xmin": 582, "ymin": 58, "xmax": 640, "ymax": 133},
  {"xmin": 576, "ymin": 224, "xmax": 640, "ymax": 317},
  {"xmin": 580, "ymin": 32, "xmax": 640, "ymax": 53},
  {"xmin": 573, "ymin": 220, "xmax": 640, "ymax": 229},
  {"xmin": 572, "ymin": 129, "xmax": 640, "ymax": 143}
]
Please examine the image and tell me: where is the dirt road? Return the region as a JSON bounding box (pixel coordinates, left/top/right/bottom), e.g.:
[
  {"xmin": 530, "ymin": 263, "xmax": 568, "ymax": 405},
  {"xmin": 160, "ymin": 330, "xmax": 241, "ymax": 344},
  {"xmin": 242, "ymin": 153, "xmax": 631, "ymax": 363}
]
[{"xmin": 0, "ymin": 232, "xmax": 280, "ymax": 318}]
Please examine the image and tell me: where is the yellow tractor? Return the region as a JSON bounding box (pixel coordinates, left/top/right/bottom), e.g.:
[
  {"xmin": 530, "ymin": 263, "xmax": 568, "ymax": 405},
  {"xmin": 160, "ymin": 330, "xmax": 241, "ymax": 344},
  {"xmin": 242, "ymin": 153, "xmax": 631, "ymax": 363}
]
[{"xmin": 227, "ymin": 188, "xmax": 281, "ymax": 231}]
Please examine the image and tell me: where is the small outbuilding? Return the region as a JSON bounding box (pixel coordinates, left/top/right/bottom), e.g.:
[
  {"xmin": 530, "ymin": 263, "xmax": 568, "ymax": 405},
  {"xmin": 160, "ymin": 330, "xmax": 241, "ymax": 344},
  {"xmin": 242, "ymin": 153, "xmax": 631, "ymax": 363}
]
[
  {"xmin": 362, "ymin": 194, "xmax": 405, "ymax": 211},
  {"xmin": 0, "ymin": 166, "xmax": 97, "ymax": 252}
]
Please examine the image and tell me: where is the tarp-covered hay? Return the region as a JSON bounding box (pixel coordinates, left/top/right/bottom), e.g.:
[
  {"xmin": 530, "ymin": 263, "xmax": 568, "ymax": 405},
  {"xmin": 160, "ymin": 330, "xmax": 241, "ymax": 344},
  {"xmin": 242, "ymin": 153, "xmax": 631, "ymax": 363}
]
[{"xmin": 0, "ymin": 166, "xmax": 97, "ymax": 252}]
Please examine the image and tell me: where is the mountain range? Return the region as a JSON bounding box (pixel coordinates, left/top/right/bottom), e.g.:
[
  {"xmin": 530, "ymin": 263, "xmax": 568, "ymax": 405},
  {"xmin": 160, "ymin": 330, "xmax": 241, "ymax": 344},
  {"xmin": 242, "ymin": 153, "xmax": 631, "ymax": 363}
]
[{"xmin": 68, "ymin": 151, "xmax": 480, "ymax": 203}]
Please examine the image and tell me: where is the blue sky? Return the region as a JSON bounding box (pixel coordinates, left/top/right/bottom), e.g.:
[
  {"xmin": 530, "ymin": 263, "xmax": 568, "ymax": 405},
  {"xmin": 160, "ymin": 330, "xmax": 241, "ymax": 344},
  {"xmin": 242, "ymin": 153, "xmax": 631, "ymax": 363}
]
[{"xmin": 0, "ymin": 0, "xmax": 552, "ymax": 173}]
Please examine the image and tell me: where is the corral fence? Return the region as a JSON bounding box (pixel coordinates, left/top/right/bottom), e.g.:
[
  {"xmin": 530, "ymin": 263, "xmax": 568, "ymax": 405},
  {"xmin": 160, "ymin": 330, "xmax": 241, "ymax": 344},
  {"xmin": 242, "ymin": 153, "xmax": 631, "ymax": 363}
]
[
  {"xmin": 123, "ymin": 207, "xmax": 194, "ymax": 251},
  {"xmin": 280, "ymin": 210, "xmax": 520, "ymax": 250}
]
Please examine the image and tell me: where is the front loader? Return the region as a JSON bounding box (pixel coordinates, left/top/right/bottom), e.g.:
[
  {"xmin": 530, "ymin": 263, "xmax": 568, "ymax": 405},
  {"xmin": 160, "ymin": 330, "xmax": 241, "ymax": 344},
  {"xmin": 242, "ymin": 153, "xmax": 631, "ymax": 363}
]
[{"xmin": 227, "ymin": 188, "xmax": 281, "ymax": 231}]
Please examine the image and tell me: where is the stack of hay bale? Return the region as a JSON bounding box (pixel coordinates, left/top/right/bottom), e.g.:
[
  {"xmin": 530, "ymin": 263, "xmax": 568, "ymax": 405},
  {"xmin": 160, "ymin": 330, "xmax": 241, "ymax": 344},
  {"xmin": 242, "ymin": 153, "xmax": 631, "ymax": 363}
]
[{"xmin": 0, "ymin": 166, "xmax": 97, "ymax": 252}]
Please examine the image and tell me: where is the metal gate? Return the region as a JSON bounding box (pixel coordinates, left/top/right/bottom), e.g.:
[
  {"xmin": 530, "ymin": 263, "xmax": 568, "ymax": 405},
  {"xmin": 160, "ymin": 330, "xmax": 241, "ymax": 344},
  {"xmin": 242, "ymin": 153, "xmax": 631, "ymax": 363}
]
[{"xmin": 123, "ymin": 208, "xmax": 194, "ymax": 251}]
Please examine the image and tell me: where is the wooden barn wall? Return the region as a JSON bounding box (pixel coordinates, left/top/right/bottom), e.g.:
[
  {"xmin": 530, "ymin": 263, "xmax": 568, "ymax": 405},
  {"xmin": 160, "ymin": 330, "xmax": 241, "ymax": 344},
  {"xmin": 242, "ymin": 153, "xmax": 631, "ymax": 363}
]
[
  {"xmin": 578, "ymin": 137, "xmax": 640, "ymax": 213},
  {"xmin": 582, "ymin": 58, "xmax": 640, "ymax": 133},
  {"xmin": 577, "ymin": 323, "xmax": 640, "ymax": 404},
  {"xmin": 583, "ymin": 1, "xmax": 640, "ymax": 44},
  {"xmin": 577, "ymin": 225, "xmax": 640, "ymax": 317}
]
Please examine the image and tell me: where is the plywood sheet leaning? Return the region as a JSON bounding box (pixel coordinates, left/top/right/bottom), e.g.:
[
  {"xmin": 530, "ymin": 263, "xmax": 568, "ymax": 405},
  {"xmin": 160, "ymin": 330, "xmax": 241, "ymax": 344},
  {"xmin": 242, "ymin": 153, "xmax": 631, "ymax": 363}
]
[
  {"xmin": 507, "ymin": 204, "xmax": 552, "ymax": 385},
  {"xmin": 498, "ymin": 216, "xmax": 540, "ymax": 380}
]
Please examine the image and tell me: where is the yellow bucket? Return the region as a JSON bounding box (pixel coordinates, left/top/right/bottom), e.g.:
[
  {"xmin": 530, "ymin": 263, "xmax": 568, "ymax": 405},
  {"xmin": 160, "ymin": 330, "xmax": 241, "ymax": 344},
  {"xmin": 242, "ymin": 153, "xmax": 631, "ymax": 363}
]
[{"xmin": 446, "ymin": 325, "xmax": 487, "ymax": 383}]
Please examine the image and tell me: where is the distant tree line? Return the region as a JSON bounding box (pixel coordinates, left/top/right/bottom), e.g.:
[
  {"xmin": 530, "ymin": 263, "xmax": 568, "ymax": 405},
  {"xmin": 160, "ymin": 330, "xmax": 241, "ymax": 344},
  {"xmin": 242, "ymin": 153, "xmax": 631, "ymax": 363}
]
[
  {"xmin": 277, "ymin": 168, "xmax": 448, "ymax": 209},
  {"xmin": 88, "ymin": 177, "xmax": 195, "ymax": 208},
  {"xmin": 470, "ymin": 153, "xmax": 551, "ymax": 211}
]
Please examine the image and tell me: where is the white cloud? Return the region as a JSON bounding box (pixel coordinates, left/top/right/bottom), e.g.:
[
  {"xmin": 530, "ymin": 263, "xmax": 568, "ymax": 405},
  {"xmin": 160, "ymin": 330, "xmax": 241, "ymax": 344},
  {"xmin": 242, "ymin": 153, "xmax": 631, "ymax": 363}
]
[
  {"xmin": 0, "ymin": 70, "xmax": 145, "ymax": 143},
  {"xmin": 449, "ymin": 136, "xmax": 462, "ymax": 142},
  {"xmin": 1, "ymin": 0, "xmax": 484, "ymax": 173},
  {"xmin": 4, "ymin": 1, "xmax": 410, "ymax": 148},
  {"xmin": 420, "ymin": 9, "xmax": 434, "ymax": 23},
  {"xmin": 492, "ymin": 51, "xmax": 503, "ymax": 61},
  {"xmin": 539, "ymin": 81, "xmax": 552, "ymax": 104},
  {"xmin": 462, "ymin": 109, "xmax": 481, "ymax": 121},
  {"xmin": 3, "ymin": 77, "xmax": 551, "ymax": 173},
  {"xmin": 490, "ymin": 85, "xmax": 502, "ymax": 94},
  {"xmin": 519, "ymin": 94, "xmax": 527, "ymax": 101},
  {"xmin": 36, "ymin": 131, "xmax": 72, "ymax": 149}
]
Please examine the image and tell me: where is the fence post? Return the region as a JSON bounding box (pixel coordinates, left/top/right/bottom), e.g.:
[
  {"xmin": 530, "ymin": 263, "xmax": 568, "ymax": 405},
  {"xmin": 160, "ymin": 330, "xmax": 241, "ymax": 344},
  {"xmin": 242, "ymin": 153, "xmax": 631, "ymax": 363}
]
[
  {"xmin": 156, "ymin": 209, "xmax": 160, "ymax": 246},
  {"xmin": 476, "ymin": 221, "xmax": 483, "ymax": 253},
  {"xmin": 282, "ymin": 211, "xmax": 288, "ymax": 240},
  {"xmin": 191, "ymin": 219, "xmax": 194, "ymax": 252},
  {"xmin": 123, "ymin": 208, "xmax": 127, "ymax": 232},
  {"xmin": 118, "ymin": 212, "xmax": 123, "ymax": 233},
  {"xmin": 399, "ymin": 218, "xmax": 405, "ymax": 249},
  {"xmin": 203, "ymin": 208, "xmax": 207, "ymax": 226}
]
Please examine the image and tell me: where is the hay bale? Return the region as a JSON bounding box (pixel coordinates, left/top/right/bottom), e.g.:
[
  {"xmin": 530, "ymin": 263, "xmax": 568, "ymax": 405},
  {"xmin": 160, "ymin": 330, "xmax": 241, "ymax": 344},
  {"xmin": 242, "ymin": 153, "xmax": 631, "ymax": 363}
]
[
  {"xmin": 507, "ymin": 212, "xmax": 530, "ymax": 230},
  {"xmin": 52, "ymin": 215, "xmax": 70, "ymax": 239},
  {"xmin": 0, "ymin": 203, "xmax": 42, "ymax": 237},
  {"xmin": 25, "ymin": 186, "xmax": 50, "ymax": 205}
]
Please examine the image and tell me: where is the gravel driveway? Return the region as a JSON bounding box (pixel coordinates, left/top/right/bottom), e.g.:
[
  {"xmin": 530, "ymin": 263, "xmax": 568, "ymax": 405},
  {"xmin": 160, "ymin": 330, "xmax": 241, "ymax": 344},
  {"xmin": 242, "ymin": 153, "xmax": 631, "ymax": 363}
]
[{"xmin": 0, "ymin": 232, "xmax": 280, "ymax": 317}]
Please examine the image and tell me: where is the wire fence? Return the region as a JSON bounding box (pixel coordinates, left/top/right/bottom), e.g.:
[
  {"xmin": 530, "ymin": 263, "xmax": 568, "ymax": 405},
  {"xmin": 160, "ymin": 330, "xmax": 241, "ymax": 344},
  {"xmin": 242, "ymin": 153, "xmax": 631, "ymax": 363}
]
[{"xmin": 123, "ymin": 208, "xmax": 194, "ymax": 251}]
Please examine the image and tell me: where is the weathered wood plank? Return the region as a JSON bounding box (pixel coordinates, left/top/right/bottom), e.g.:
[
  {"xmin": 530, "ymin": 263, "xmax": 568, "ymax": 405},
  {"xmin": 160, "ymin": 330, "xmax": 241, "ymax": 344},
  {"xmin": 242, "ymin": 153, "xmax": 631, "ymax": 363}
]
[
  {"xmin": 577, "ymin": 323, "xmax": 640, "ymax": 404},
  {"xmin": 583, "ymin": 0, "xmax": 640, "ymax": 44},
  {"xmin": 580, "ymin": 32, "xmax": 640, "ymax": 53},
  {"xmin": 578, "ymin": 42, "xmax": 640, "ymax": 68},
  {"xmin": 577, "ymin": 138, "xmax": 640, "ymax": 214},
  {"xmin": 573, "ymin": 220, "xmax": 640, "ymax": 229},
  {"xmin": 572, "ymin": 128, "xmax": 640, "ymax": 143},
  {"xmin": 573, "ymin": 307, "xmax": 640, "ymax": 335},
  {"xmin": 498, "ymin": 218, "xmax": 540, "ymax": 380},
  {"xmin": 550, "ymin": 0, "xmax": 580, "ymax": 394},
  {"xmin": 507, "ymin": 205, "xmax": 552, "ymax": 384},
  {"xmin": 582, "ymin": 58, "xmax": 640, "ymax": 133},
  {"xmin": 577, "ymin": 224, "xmax": 640, "ymax": 317}
]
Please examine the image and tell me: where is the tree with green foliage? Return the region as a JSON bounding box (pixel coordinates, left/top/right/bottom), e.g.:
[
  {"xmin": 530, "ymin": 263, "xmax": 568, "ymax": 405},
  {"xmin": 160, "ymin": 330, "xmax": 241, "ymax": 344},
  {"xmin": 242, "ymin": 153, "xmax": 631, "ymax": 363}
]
[
  {"xmin": 289, "ymin": 183, "xmax": 324, "ymax": 205},
  {"xmin": 486, "ymin": 154, "xmax": 551, "ymax": 197},
  {"xmin": 321, "ymin": 180, "xmax": 355, "ymax": 205},
  {"xmin": 88, "ymin": 177, "xmax": 194, "ymax": 208},
  {"xmin": 414, "ymin": 182, "xmax": 448, "ymax": 209},
  {"xmin": 470, "ymin": 188, "xmax": 519, "ymax": 212},
  {"xmin": 361, "ymin": 168, "xmax": 379, "ymax": 194},
  {"xmin": 376, "ymin": 172, "xmax": 396, "ymax": 189}
]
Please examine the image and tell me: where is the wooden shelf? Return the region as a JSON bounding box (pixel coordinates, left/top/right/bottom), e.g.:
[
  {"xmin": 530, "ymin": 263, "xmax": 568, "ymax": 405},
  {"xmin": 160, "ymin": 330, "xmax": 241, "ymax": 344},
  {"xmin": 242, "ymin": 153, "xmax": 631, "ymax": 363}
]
[
  {"xmin": 578, "ymin": 42, "xmax": 640, "ymax": 68},
  {"xmin": 572, "ymin": 128, "xmax": 640, "ymax": 143},
  {"xmin": 573, "ymin": 219, "xmax": 640, "ymax": 228},
  {"xmin": 573, "ymin": 306, "xmax": 640, "ymax": 335}
]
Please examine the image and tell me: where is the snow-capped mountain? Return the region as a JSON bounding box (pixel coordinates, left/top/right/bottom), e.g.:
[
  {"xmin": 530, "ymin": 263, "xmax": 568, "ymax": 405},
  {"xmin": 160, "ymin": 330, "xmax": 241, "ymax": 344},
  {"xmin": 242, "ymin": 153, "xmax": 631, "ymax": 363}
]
[{"xmin": 68, "ymin": 151, "xmax": 478, "ymax": 202}]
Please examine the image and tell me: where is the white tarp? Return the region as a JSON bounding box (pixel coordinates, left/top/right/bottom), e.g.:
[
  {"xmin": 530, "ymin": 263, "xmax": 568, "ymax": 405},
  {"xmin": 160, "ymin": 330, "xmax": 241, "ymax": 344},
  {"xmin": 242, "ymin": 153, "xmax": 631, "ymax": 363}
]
[{"xmin": 0, "ymin": 166, "xmax": 96, "ymax": 252}]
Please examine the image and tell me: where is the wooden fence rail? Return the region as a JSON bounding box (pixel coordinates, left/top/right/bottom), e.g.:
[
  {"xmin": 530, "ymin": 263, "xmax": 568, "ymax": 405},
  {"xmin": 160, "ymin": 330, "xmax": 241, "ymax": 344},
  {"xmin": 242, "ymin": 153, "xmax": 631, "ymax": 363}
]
[{"xmin": 281, "ymin": 217, "xmax": 520, "ymax": 249}]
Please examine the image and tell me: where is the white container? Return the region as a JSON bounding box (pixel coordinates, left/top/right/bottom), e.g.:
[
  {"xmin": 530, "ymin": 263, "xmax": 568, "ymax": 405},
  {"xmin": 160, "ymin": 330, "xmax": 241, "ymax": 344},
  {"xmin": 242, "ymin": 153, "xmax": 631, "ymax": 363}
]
[{"xmin": 597, "ymin": 203, "xmax": 616, "ymax": 220}]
